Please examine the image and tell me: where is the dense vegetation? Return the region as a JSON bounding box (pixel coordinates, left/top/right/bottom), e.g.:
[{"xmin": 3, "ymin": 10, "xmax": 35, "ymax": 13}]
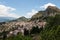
[
  {"xmin": 7, "ymin": 33, "xmax": 32, "ymax": 40},
  {"xmin": 40, "ymin": 14, "xmax": 60, "ymax": 40}
]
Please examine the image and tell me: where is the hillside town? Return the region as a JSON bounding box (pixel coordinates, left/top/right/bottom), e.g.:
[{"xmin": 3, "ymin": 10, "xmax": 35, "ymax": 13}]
[{"xmin": 0, "ymin": 20, "xmax": 46, "ymax": 38}]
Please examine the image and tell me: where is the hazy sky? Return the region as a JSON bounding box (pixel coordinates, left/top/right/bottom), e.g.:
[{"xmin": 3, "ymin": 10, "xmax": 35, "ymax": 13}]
[{"xmin": 0, "ymin": 0, "xmax": 60, "ymax": 18}]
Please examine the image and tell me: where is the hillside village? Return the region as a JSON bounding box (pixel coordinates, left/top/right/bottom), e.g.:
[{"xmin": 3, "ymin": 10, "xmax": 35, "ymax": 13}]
[{"xmin": 0, "ymin": 20, "xmax": 46, "ymax": 38}]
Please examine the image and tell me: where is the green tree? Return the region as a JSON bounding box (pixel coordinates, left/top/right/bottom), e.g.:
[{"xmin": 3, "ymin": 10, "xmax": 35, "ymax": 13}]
[
  {"xmin": 30, "ymin": 26, "xmax": 40, "ymax": 34},
  {"xmin": 24, "ymin": 28, "xmax": 29, "ymax": 36}
]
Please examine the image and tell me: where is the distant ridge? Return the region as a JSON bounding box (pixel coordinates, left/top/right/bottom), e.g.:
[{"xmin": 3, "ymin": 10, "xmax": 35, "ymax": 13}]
[{"xmin": 0, "ymin": 17, "xmax": 15, "ymax": 22}]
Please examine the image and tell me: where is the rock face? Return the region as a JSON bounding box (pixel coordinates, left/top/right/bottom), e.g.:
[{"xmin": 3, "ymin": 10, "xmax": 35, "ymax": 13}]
[{"xmin": 31, "ymin": 6, "xmax": 60, "ymax": 21}]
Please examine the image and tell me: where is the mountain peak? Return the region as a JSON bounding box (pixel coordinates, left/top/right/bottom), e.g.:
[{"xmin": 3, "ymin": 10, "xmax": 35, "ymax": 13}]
[
  {"xmin": 47, "ymin": 6, "xmax": 56, "ymax": 8},
  {"xmin": 47, "ymin": 6, "xmax": 58, "ymax": 10},
  {"xmin": 18, "ymin": 16, "xmax": 26, "ymax": 19},
  {"xmin": 46, "ymin": 6, "xmax": 60, "ymax": 12},
  {"xmin": 31, "ymin": 6, "xmax": 60, "ymax": 21}
]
